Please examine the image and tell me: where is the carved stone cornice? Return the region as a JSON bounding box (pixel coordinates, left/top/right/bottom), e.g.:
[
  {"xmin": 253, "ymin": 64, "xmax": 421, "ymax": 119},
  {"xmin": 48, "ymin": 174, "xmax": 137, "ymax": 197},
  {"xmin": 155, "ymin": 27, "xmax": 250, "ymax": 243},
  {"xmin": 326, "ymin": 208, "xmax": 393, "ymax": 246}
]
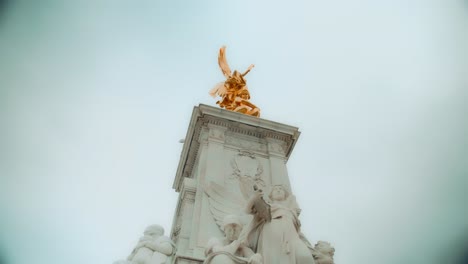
[{"xmin": 173, "ymin": 104, "xmax": 300, "ymax": 192}]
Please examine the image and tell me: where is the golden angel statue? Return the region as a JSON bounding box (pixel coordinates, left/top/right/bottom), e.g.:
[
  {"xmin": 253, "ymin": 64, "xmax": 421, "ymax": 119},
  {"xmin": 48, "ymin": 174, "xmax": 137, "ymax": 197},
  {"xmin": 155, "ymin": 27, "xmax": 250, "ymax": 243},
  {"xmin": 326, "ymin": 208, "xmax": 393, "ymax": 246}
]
[{"xmin": 209, "ymin": 46, "xmax": 261, "ymax": 117}]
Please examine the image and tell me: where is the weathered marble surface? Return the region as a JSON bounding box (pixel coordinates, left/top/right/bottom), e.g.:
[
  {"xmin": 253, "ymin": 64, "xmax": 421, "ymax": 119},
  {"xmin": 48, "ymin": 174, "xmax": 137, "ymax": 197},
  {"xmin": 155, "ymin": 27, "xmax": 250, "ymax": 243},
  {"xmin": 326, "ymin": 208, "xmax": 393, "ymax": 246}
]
[
  {"xmin": 115, "ymin": 104, "xmax": 335, "ymax": 264},
  {"xmin": 203, "ymin": 184, "xmax": 336, "ymax": 264},
  {"xmin": 170, "ymin": 105, "xmax": 301, "ymax": 261},
  {"xmin": 239, "ymin": 185, "xmax": 315, "ymax": 264},
  {"xmin": 115, "ymin": 225, "xmax": 176, "ymax": 264},
  {"xmin": 204, "ymin": 215, "xmax": 262, "ymax": 264},
  {"xmin": 312, "ymin": 241, "xmax": 335, "ymax": 264}
]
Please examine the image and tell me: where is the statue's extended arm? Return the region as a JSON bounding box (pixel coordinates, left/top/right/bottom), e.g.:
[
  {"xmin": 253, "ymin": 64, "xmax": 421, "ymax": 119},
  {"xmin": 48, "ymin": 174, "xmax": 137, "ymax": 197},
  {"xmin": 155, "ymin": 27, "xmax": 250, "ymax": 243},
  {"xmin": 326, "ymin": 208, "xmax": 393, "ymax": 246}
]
[
  {"xmin": 213, "ymin": 239, "xmax": 241, "ymax": 255},
  {"xmin": 242, "ymin": 64, "xmax": 255, "ymax": 77},
  {"xmin": 245, "ymin": 189, "xmax": 271, "ymax": 222},
  {"xmin": 240, "ymin": 246, "xmax": 262, "ymax": 264},
  {"xmin": 127, "ymin": 239, "xmax": 147, "ymax": 261},
  {"xmin": 144, "ymin": 240, "xmax": 174, "ymax": 256},
  {"xmin": 127, "ymin": 250, "xmax": 135, "ymax": 261}
]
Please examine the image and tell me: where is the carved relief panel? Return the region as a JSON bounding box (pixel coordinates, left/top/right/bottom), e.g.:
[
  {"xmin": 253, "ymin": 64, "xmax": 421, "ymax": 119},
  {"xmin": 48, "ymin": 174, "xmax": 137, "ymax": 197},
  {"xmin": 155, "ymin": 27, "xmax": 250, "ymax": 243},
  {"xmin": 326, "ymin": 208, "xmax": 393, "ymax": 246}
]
[{"xmin": 227, "ymin": 150, "xmax": 266, "ymax": 200}]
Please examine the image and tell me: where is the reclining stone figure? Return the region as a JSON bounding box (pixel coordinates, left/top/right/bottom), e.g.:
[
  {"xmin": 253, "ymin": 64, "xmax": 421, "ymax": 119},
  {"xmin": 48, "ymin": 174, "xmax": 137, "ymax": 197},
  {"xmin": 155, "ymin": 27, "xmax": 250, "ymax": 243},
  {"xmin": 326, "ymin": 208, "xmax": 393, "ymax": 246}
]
[{"xmin": 118, "ymin": 224, "xmax": 175, "ymax": 264}]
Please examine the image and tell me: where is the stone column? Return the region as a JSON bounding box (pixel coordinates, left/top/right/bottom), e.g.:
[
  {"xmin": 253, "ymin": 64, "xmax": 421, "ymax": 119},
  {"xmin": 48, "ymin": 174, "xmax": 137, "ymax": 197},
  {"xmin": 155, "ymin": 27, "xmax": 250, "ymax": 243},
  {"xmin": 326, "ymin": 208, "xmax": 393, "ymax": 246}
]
[{"xmin": 175, "ymin": 178, "xmax": 196, "ymax": 255}]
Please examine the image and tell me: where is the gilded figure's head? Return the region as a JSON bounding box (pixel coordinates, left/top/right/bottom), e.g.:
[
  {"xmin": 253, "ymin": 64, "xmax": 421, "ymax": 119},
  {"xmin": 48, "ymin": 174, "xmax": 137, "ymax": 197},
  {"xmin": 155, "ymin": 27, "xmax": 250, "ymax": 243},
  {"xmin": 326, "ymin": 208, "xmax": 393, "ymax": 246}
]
[{"xmin": 238, "ymin": 88, "xmax": 250, "ymax": 100}]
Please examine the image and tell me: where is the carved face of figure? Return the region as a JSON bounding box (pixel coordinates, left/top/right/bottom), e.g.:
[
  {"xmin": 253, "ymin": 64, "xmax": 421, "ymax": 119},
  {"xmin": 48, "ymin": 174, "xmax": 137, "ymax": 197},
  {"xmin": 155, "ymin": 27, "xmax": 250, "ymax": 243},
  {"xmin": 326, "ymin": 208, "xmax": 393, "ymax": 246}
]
[
  {"xmin": 270, "ymin": 185, "xmax": 287, "ymax": 201},
  {"xmin": 224, "ymin": 223, "xmax": 242, "ymax": 242}
]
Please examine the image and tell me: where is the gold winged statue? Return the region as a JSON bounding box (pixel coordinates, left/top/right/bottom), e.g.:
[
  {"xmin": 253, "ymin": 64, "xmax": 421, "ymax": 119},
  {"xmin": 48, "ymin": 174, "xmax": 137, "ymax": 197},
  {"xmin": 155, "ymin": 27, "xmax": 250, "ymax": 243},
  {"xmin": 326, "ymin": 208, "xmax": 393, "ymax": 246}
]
[{"xmin": 209, "ymin": 46, "xmax": 261, "ymax": 117}]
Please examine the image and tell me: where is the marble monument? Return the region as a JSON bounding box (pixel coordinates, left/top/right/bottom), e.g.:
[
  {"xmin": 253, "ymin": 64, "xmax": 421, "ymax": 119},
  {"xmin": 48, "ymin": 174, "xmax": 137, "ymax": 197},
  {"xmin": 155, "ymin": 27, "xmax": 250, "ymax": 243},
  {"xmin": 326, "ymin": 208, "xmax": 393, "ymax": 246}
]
[
  {"xmin": 116, "ymin": 105, "xmax": 336, "ymax": 263},
  {"xmin": 115, "ymin": 46, "xmax": 335, "ymax": 264}
]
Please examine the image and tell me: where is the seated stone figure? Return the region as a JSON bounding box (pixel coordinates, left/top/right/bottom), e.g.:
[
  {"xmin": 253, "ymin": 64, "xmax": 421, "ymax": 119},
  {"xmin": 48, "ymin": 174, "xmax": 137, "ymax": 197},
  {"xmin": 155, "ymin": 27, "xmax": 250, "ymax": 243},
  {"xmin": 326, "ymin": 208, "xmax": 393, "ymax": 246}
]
[
  {"xmin": 311, "ymin": 241, "xmax": 335, "ymax": 264},
  {"xmin": 204, "ymin": 215, "xmax": 262, "ymax": 264},
  {"xmin": 126, "ymin": 224, "xmax": 176, "ymax": 264}
]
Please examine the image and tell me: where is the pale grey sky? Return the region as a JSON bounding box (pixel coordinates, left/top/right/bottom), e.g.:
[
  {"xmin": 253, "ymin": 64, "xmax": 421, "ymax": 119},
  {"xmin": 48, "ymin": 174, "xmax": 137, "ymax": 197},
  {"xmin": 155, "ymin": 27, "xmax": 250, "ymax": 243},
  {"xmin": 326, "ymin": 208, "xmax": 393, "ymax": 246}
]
[{"xmin": 0, "ymin": 1, "xmax": 467, "ymax": 264}]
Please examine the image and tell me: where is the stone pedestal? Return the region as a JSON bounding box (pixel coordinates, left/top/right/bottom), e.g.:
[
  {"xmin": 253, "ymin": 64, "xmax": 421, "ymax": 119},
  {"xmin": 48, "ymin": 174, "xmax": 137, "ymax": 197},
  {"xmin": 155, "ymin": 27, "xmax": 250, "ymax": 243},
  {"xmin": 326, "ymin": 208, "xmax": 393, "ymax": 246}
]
[{"xmin": 170, "ymin": 104, "xmax": 300, "ymax": 263}]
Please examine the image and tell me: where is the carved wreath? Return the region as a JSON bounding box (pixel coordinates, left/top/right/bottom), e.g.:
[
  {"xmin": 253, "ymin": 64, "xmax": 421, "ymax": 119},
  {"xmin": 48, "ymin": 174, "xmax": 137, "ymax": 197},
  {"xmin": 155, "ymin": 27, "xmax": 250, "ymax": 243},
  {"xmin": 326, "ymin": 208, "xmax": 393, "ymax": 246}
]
[{"xmin": 229, "ymin": 150, "xmax": 265, "ymax": 199}]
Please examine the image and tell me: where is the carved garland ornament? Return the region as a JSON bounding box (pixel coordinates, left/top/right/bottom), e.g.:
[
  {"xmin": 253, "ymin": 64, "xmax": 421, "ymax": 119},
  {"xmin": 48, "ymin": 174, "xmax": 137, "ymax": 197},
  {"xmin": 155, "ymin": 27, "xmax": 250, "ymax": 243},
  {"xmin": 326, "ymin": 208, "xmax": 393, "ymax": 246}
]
[{"xmin": 229, "ymin": 150, "xmax": 265, "ymax": 199}]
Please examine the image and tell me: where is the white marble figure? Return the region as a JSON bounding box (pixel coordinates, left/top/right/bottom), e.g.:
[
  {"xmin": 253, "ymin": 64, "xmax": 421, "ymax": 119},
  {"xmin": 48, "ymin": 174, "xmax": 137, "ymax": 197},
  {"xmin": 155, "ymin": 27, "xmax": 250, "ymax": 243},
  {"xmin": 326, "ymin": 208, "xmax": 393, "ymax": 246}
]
[
  {"xmin": 311, "ymin": 241, "xmax": 335, "ymax": 264},
  {"xmin": 127, "ymin": 224, "xmax": 175, "ymax": 264},
  {"xmin": 239, "ymin": 185, "xmax": 315, "ymax": 264},
  {"xmin": 204, "ymin": 215, "xmax": 262, "ymax": 264}
]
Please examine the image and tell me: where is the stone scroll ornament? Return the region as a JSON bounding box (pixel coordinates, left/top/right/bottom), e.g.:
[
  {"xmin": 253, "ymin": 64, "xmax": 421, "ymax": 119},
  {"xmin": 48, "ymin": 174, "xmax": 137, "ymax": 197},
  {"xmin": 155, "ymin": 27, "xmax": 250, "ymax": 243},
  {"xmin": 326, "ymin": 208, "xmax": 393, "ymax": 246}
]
[
  {"xmin": 229, "ymin": 150, "xmax": 265, "ymax": 200},
  {"xmin": 209, "ymin": 46, "xmax": 260, "ymax": 117}
]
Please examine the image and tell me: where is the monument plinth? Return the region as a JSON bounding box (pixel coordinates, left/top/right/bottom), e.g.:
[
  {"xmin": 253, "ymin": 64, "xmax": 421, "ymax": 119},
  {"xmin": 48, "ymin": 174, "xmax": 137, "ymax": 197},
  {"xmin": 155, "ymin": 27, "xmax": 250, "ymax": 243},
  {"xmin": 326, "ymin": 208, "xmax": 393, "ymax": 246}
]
[
  {"xmin": 114, "ymin": 46, "xmax": 335, "ymax": 264},
  {"xmin": 171, "ymin": 104, "xmax": 301, "ymax": 263}
]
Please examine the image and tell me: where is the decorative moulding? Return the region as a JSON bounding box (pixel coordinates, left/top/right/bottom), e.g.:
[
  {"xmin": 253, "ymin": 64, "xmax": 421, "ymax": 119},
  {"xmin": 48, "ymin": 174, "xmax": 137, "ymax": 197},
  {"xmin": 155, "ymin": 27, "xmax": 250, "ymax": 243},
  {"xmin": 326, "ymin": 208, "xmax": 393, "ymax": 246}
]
[{"xmin": 173, "ymin": 104, "xmax": 300, "ymax": 192}]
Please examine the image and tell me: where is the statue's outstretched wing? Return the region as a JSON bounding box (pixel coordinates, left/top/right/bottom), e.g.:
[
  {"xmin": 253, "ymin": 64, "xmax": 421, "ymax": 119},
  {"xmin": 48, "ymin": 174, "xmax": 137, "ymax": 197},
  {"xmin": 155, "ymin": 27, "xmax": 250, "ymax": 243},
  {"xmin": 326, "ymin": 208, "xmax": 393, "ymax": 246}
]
[
  {"xmin": 218, "ymin": 46, "xmax": 232, "ymax": 78},
  {"xmin": 204, "ymin": 182, "xmax": 251, "ymax": 230},
  {"xmin": 209, "ymin": 82, "xmax": 226, "ymax": 98}
]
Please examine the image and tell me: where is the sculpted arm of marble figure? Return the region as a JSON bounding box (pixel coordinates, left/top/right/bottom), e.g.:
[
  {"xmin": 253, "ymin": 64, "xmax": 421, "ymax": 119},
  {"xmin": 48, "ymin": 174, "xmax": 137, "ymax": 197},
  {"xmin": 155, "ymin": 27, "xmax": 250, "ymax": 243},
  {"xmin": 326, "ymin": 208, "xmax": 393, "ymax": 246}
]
[
  {"xmin": 204, "ymin": 215, "xmax": 262, "ymax": 264},
  {"xmin": 206, "ymin": 237, "xmax": 242, "ymax": 256},
  {"xmin": 133, "ymin": 235, "xmax": 153, "ymax": 249},
  {"xmin": 204, "ymin": 237, "xmax": 222, "ymax": 256},
  {"xmin": 311, "ymin": 241, "xmax": 335, "ymax": 264},
  {"xmin": 239, "ymin": 245, "xmax": 262, "ymax": 264},
  {"xmin": 237, "ymin": 185, "xmax": 270, "ymax": 251},
  {"xmin": 143, "ymin": 239, "xmax": 174, "ymax": 256}
]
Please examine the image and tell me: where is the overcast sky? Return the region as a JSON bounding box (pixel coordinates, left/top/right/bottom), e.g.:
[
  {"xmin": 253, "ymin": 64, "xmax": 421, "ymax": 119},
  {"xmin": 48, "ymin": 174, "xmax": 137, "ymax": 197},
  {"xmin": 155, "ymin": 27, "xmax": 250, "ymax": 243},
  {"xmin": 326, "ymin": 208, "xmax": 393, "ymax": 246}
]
[{"xmin": 1, "ymin": 0, "xmax": 467, "ymax": 264}]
